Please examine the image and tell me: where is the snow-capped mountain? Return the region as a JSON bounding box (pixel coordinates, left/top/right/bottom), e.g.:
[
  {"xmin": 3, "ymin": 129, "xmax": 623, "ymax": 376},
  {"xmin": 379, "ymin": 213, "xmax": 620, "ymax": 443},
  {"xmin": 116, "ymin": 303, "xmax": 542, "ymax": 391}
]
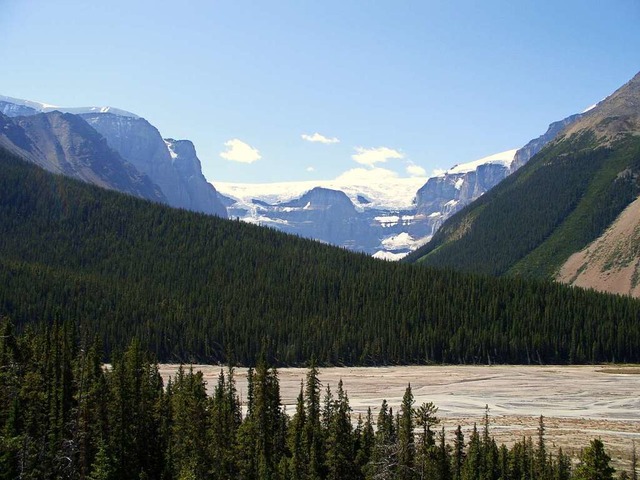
[
  {"xmin": 218, "ymin": 106, "xmax": 586, "ymax": 259},
  {"xmin": 0, "ymin": 95, "xmax": 139, "ymax": 118},
  {"xmin": 0, "ymin": 110, "xmax": 165, "ymax": 202},
  {"xmin": 216, "ymin": 150, "xmax": 521, "ymax": 258},
  {"xmin": 0, "ymin": 95, "xmax": 227, "ymax": 217},
  {"xmin": 413, "ymin": 149, "xmax": 518, "ymax": 238}
]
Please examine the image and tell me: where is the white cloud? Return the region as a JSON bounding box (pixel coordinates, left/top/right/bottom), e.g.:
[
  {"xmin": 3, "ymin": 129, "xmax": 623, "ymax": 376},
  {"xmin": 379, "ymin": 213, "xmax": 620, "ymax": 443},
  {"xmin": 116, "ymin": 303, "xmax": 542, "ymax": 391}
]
[
  {"xmin": 334, "ymin": 167, "xmax": 399, "ymax": 183},
  {"xmin": 306, "ymin": 166, "xmax": 316, "ymax": 172},
  {"xmin": 406, "ymin": 163, "xmax": 427, "ymax": 177},
  {"xmin": 352, "ymin": 146, "xmax": 404, "ymax": 167},
  {"xmin": 220, "ymin": 139, "xmax": 261, "ymax": 164},
  {"xmin": 301, "ymin": 132, "xmax": 340, "ymax": 144}
]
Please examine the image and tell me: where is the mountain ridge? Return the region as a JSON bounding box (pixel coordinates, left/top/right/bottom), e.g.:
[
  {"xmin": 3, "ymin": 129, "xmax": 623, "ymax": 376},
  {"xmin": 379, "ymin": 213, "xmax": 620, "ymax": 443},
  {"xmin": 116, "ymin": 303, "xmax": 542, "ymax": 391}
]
[
  {"xmin": 2, "ymin": 145, "xmax": 639, "ymax": 364},
  {"xmin": 406, "ymin": 71, "xmax": 640, "ymax": 297},
  {"xmin": 0, "ymin": 96, "xmax": 227, "ymax": 217}
]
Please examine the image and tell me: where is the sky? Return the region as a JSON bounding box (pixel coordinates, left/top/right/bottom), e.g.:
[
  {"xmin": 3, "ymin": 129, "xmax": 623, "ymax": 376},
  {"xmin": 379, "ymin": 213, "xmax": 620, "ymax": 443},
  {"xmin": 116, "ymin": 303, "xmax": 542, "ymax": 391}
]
[{"xmin": 1, "ymin": 0, "xmax": 639, "ymax": 184}]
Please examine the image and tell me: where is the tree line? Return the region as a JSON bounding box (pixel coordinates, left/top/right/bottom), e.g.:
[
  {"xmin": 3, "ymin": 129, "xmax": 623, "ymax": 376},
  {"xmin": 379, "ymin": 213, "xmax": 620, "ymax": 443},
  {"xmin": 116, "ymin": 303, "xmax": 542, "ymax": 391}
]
[
  {"xmin": 1, "ymin": 149, "xmax": 640, "ymax": 365},
  {"xmin": 1, "ymin": 318, "xmax": 636, "ymax": 480}
]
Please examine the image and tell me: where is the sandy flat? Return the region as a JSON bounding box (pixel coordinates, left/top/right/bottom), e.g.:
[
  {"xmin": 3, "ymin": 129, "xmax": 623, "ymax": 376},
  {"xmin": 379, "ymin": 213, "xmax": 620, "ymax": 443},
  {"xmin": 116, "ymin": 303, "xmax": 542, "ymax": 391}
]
[{"xmin": 158, "ymin": 364, "xmax": 640, "ymax": 469}]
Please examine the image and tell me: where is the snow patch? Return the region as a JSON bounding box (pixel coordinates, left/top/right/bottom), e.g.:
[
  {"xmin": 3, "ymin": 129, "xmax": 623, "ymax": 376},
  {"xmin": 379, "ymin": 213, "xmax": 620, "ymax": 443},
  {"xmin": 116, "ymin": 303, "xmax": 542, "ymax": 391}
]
[
  {"xmin": 164, "ymin": 140, "xmax": 178, "ymax": 160},
  {"xmin": 216, "ymin": 174, "xmax": 426, "ymax": 212},
  {"xmin": 445, "ymin": 148, "xmax": 518, "ymax": 175},
  {"xmin": 381, "ymin": 232, "xmax": 430, "ymax": 251},
  {"xmin": 373, "ymin": 251, "xmax": 409, "ymax": 261}
]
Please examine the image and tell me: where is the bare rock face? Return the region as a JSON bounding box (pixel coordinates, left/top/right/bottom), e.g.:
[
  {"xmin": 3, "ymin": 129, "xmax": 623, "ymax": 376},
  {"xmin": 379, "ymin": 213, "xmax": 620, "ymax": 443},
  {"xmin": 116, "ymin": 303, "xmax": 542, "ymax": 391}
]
[
  {"xmin": 164, "ymin": 138, "xmax": 228, "ymax": 217},
  {"xmin": 0, "ymin": 100, "xmax": 39, "ymax": 117},
  {"xmin": 246, "ymin": 187, "xmax": 380, "ymax": 251},
  {"xmin": 414, "ymin": 163, "xmax": 511, "ymax": 238},
  {"xmin": 0, "ymin": 111, "xmax": 166, "ymax": 201},
  {"xmin": 510, "ymin": 113, "xmax": 584, "ymax": 173},
  {"xmin": 80, "ymin": 113, "xmax": 227, "ymax": 217}
]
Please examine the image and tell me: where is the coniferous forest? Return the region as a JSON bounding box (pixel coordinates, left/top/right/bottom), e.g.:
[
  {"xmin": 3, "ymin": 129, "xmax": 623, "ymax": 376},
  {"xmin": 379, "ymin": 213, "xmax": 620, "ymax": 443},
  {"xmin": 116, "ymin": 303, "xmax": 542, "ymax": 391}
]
[
  {"xmin": 1, "ymin": 148, "xmax": 640, "ymax": 366},
  {"xmin": 0, "ymin": 319, "xmax": 634, "ymax": 480}
]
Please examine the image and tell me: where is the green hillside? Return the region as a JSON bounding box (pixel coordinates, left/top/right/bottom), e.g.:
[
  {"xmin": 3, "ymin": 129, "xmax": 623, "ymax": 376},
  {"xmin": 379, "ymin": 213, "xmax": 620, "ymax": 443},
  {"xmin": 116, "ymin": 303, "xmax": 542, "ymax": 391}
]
[
  {"xmin": 406, "ymin": 134, "xmax": 640, "ymax": 277},
  {"xmin": 1, "ymin": 147, "xmax": 639, "ymax": 365}
]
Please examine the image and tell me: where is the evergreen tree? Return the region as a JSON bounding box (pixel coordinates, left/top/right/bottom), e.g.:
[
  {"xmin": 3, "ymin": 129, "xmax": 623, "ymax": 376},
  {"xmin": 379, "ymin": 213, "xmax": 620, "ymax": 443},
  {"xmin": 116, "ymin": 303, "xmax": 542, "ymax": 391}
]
[
  {"xmin": 574, "ymin": 439, "xmax": 615, "ymax": 480},
  {"xmin": 453, "ymin": 425, "xmax": 465, "ymax": 480},
  {"xmin": 397, "ymin": 384, "xmax": 416, "ymax": 480},
  {"xmin": 304, "ymin": 361, "xmax": 324, "ymax": 480},
  {"xmin": 325, "ymin": 379, "xmax": 356, "ymax": 480}
]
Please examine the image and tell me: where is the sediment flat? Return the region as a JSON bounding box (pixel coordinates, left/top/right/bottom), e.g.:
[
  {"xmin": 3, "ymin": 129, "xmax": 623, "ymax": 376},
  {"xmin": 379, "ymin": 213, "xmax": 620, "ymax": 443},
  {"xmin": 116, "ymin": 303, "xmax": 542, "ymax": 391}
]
[{"xmin": 159, "ymin": 364, "xmax": 640, "ymax": 468}]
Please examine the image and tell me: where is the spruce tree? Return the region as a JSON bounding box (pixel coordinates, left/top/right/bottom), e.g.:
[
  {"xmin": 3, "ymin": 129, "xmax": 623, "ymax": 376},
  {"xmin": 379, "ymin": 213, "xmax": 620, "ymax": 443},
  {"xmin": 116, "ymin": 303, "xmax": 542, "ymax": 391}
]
[{"xmin": 574, "ymin": 439, "xmax": 615, "ymax": 480}]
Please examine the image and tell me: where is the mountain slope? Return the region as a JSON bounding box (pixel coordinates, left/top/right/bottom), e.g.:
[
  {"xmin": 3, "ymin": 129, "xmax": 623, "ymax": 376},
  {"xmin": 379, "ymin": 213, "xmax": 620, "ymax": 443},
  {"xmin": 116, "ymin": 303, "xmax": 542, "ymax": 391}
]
[
  {"xmin": 0, "ymin": 111, "xmax": 165, "ymax": 201},
  {"xmin": 79, "ymin": 113, "xmax": 228, "ymax": 217},
  {"xmin": 2, "ymin": 146, "xmax": 639, "ymax": 365},
  {"xmin": 1, "ymin": 95, "xmax": 227, "ymax": 217},
  {"xmin": 557, "ymin": 195, "xmax": 640, "ymax": 296},
  {"xmin": 406, "ymin": 71, "xmax": 640, "ymax": 294}
]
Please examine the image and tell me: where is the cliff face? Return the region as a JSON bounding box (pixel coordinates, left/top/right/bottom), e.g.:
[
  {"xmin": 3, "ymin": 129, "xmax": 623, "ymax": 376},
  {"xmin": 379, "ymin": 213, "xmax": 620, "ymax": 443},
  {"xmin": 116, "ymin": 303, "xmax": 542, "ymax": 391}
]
[
  {"xmin": 510, "ymin": 113, "xmax": 584, "ymax": 172},
  {"xmin": 81, "ymin": 113, "xmax": 227, "ymax": 217},
  {"xmin": 164, "ymin": 138, "xmax": 228, "ymax": 217},
  {"xmin": 414, "ymin": 161, "xmax": 512, "ymax": 238},
  {"xmin": 0, "ymin": 111, "xmax": 165, "ymax": 201}
]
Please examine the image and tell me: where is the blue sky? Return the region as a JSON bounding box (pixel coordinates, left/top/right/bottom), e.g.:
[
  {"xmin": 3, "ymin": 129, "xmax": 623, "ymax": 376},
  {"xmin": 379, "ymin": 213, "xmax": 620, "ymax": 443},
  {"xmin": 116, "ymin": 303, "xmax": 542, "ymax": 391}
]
[{"xmin": 1, "ymin": 1, "xmax": 639, "ymax": 184}]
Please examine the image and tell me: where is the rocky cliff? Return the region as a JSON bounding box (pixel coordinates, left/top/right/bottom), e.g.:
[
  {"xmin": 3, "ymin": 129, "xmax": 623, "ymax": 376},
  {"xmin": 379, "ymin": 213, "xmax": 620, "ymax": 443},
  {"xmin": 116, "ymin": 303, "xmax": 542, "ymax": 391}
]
[
  {"xmin": 81, "ymin": 113, "xmax": 227, "ymax": 217},
  {"xmin": 0, "ymin": 111, "xmax": 165, "ymax": 201}
]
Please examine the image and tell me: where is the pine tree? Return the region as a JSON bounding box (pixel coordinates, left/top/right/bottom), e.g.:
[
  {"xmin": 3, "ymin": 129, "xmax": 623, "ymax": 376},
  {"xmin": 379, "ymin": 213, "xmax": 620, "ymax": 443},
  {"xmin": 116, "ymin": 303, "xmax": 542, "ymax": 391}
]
[
  {"xmin": 453, "ymin": 425, "xmax": 465, "ymax": 480},
  {"xmin": 355, "ymin": 408, "xmax": 375, "ymax": 478},
  {"xmin": 574, "ymin": 439, "xmax": 615, "ymax": 480},
  {"xmin": 325, "ymin": 379, "xmax": 356, "ymax": 480},
  {"xmin": 287, "ymin": 383, "xmax": 309, "ymax": 480},
  {"xmin": 397, "ymin": 384, "xmax": 416, "ymax": 480},
  {"xmin": 304, "ymin": 361, "xmax": 324, "ymax": 480}
]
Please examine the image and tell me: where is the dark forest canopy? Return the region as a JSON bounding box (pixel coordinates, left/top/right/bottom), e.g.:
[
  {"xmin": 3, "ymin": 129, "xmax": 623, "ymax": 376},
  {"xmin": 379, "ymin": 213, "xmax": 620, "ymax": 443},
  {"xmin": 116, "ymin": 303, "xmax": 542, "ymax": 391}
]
[
  {"xmin": 1, "ymin": 147, "xmax": 640, "ymax": 365},
  {"xmin": 0, "ymin": 321, "xmax": 631, "ymax": 480}
]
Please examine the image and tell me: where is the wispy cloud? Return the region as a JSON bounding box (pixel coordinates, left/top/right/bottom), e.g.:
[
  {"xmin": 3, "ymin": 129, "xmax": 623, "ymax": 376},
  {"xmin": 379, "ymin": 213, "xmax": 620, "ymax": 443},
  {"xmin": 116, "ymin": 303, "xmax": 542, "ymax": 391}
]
[
  {"xmin": 220, "ymin": 139, "xmax": 261, "ymax": 164},
  {"xmin": 352, "ymin": 146, "xmax": 404, "ymax": 167},
  {"xmin": 406, "ymin": 163, "xmax": 427, "ymax": 177},
  {"xmin": 301, "ymin": 132, "xmax": 340, "ymax": 144},
  {"xmin": 306, "ymin": 166, "xmax": 316, "ymax": 172}
]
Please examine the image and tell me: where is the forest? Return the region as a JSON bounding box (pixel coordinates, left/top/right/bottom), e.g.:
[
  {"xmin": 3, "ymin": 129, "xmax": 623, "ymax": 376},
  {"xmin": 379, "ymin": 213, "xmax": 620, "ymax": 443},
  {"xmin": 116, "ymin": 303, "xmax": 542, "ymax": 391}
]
[
  {"xmin": 406, "ymin": 134, "xmax": 640, "ymax": 279},
  {"xmin": 0, "ymin": 318, "xmax": 636, "ymax": 480},
  {"xmin": 1, "ymin": 148, "xmax": 640, "ymax": 365}
]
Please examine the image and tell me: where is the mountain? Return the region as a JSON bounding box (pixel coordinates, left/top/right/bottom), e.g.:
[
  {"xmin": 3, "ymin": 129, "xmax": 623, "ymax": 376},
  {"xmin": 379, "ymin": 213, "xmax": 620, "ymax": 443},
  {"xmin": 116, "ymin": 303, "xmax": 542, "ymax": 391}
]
[
  {"xmin": 413, "ymin": 149, "xmax": 518, "ymax": 239},
  {"xmin": 2, "ymin": 145, "xmax": 639, "ymax": 365},
  {"xmin": 0, "ymin": 111, "xmax": 165, "ymax": 201},
  {"xmin": 219, "ymin": 142, "xmax": 564, "ymax": 258},
  {"xmin": 219, "ymin": 175, "xmax": 428, "ymax": 258},
  {"xmin": 407, "ymin": 71, "xmax": 640, "ymax": 297},
  {"xmin": 81, "ymin": 113, "xmax": 227, "ymax": 217},
  {"xmin": 0, "ymin": 95, "xmax": 227, "ymax": 217}
]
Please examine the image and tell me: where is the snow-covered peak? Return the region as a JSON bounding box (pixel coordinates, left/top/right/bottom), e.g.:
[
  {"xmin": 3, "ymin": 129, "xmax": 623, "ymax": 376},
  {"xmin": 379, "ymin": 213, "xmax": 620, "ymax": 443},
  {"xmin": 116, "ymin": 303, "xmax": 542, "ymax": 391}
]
[
  {"xmin": 0, "ymin": 94, "xmax": 140, "ymax": 119},
  {"xmin": 444, "ymin": 148, "xmax": 518, "ymax": 175},
  {"xmin": 217, "ymin": 173, "xmax": 427, "ymax": 212}
]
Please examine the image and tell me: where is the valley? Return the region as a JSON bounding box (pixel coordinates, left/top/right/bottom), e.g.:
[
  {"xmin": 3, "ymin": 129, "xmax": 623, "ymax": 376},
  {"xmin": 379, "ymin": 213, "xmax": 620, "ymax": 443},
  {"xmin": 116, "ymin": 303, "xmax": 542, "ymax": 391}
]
[{"xmin": 158, "ymin": 364, "xmax": 640, "ymax": 469}]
